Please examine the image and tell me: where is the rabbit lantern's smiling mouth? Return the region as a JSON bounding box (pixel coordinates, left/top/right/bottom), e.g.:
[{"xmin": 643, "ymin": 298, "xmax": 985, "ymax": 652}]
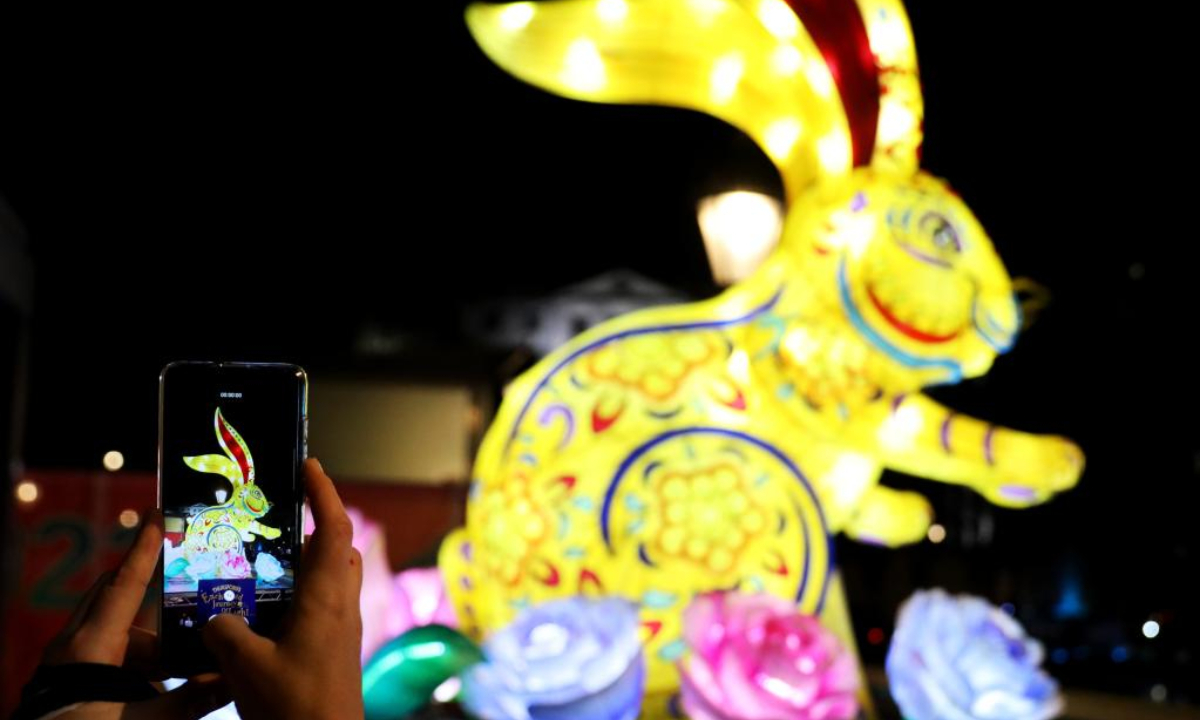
[
  {"xmin": 865, "ymin": 282, "xmax": 964, "ymax": 344},
  {"xmin": 245, "ymin": 494, "xmax": 266, "ymax": 514}
]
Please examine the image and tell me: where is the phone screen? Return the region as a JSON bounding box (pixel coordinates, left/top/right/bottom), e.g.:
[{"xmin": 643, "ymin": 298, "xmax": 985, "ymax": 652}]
[{"xmin": 159, "ymin": 362, "xmax": 306, "ymax": 675}]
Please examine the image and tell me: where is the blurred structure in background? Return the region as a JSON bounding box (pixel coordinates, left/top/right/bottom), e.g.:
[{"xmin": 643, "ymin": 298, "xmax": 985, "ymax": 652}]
[
  {"xmin": 0, "ymin": 195, "xmax": 32, "ymax": 708},
  {"xmin": 462, "ymin": 270, "xmax": 688, "ymax": 358},
  {"xmin": 0, "ymin": 197, "xmax": 31, "ymax": 486},
  {"xmin": 311, "ymin": 380, "xmax": 483, "ymax": 484}
]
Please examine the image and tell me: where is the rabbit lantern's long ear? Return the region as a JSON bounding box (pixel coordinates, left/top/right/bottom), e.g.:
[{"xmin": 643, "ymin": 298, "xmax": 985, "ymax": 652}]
[
  {"xmin": 465, "ymin": 0, "xmax": 923, "ymax": 202},
  {"xmin": 182, "ymin": 409, "xmax": 255, "ymax": 487},
  {"xmin": 182, "ymin": 454, "xmax": 242, "ymax": 484},
  {"xmin": 215, "ymin": 407, "xmax": 255, "ymax": 486}
]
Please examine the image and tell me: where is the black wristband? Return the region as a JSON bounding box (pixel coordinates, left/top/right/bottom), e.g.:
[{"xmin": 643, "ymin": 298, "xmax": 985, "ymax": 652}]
[{"xmin": 11, "ymin": 663, "xmax": 158, "ymax": 720}]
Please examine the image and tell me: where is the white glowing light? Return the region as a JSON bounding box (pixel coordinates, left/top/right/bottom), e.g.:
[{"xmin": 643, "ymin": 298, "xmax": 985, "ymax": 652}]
[
  {"xmin": 770, "ymin": 44, "xmax": 803, "ymax": 76},
  {"xmin": 879, "ymin": 403, "xmax": 925, "ymax": 450},
  {"xmin": 16, "ymin": 481, "xmax": 38, "ymax": 504},
  {"xmin": 413, "ymin": 592, "xmax": 439, "ymax": 624},
  {"xmin": 697, "ymin": 191, "xmax": 784, "ymax": 285},
  {"xmin": 596, "ymin": 0, "xmax": 628, "ymax": 24},
  {"xmin": 866, "ymin": 14, "xmax": 910, "ymax": 57},
  {"xmin": 817, "ymin": 130, "xmax": 851, "ymax": 175},
  {"xmin": 825, "ymin": 454, "xmax": 876, "ymax": 509},
  {"xmin": 764, "ymin": 118, "xmax": 803, "ymax": 162},
  {"xmin": 824, "ymin": 211, "xmax": 875, "ymax": 258},
  {"xmin": 710, "ymin": 53, "xmax": 744, "ymax": 104},
  {"xmin": 1143, "ymin": 620, "xmax": 1161, "ymax": 639},
  {"xmin": 727, "ymin": 349, "xmax": 751, "ymax": 385},
  {"xmin": 927, "ymin": 523, "xmax": 947, "ymax": 544},
  {"xmin": 782, "ymin": 327, "xmax": 818, "ymax": 364},
  {"xmin": 687, "ymin": 0, "xmax": 727, "ymax": 20},
  {"xmin": 758, "ymin": 0, "xmax": 800, "ymax": 39},
  {"xmin": 562, "ymin": 38, "xmax": 606, "ymax": 92},
  {"xmin": 161, "ymin": 679, "xmax": 239, "ymax": 718},
  {"xmin": 433, "ymin": 677, "xmax": 462, "ymax": 703},
  {"xmin": 498, "ymin": 2, "xmax": 536, "ymax": 31},
  {"xmin": 878, "ymin": 102, "xmax": 917, "ymax": 142},
  {"xmin": 103, "ymin": 450, "xmax": 125, "ymax": 472},
  {"xmin": 525, "ymin": 623, "xmax": 570, "ymax": 659},
  {"xmin": 761, "ymin": 674, "xmax": 807, "ymax": 704},
  {"xmin": 805, "ymin": 60, "xmax": 835, "ymax": 98}
]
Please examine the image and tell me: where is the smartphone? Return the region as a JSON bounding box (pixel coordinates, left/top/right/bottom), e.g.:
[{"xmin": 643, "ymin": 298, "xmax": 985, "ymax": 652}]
[{"xmin": 158, "ymin": 361, "xmax": 307, "ymax": 677}]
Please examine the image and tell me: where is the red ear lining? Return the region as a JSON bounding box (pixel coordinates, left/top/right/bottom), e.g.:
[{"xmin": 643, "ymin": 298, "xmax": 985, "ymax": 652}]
[{"xmin": 785, "ymin": 0, "xmax": 880, "ymax": 167}]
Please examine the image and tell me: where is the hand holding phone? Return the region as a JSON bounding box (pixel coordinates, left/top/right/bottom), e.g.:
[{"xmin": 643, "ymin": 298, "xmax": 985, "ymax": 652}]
[
  {"xmin": 13, "ymin": 512, "xmax": 231, "ymax": 720},
  {"xmin": 203, "ymin": 459, "xmax": 365, "ymax": 720}
]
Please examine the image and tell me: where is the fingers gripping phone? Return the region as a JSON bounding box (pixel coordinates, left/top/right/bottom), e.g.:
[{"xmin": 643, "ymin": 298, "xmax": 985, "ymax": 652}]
[{"xmin": 158, "ymin": 362, "xmax": 307, "ymax": 676}]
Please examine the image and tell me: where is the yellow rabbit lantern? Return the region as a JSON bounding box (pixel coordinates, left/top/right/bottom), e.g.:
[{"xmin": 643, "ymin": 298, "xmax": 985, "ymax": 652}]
[
  {"xmin": 439, "ymin": 0, "xmax": 1084, "ymax": 705},
  {"xmin": 182, "ymin": 408, "xmax": 281, "ymax": 562}
]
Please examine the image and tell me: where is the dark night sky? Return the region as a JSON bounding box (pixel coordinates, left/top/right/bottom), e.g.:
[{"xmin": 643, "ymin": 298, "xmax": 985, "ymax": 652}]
[{"xmin": 1, "ymin": 1, "xmax": 1196, "ymax": 696}]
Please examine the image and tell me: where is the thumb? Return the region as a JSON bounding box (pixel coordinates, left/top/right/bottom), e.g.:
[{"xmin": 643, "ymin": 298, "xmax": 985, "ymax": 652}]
[
  {"xmin": 121, "ymin": 675, "xmax": 232, "ymax": 719},
  {"xmin": 203, "ymin": 614, "xmax": 273, "ymax": 671}
]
